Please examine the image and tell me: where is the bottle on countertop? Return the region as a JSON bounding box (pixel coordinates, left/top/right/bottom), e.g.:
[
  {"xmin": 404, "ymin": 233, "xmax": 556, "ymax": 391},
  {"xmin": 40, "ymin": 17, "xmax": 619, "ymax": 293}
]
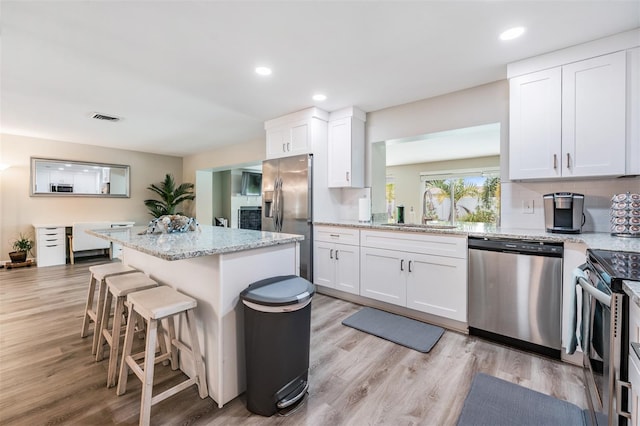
[
  {"xmin": 396, "ymin": 205, "xmax": 405, "ymax": 224},
  {"xmin": 409, "ymin": 206, "xmax": 416, "ymax": 224}
]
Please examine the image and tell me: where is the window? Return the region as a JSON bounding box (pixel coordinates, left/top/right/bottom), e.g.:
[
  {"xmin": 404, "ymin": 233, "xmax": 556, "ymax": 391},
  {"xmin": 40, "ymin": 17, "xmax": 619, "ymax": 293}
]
[{"xmin": 421, "ymin": 168, "xmax": 500, "ymax": 226}]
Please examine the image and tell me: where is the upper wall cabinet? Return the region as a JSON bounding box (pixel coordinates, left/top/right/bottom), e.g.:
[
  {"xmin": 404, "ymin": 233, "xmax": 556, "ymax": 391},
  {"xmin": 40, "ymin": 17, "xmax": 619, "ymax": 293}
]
[
  {"xmin": 327, "ymin": 107, "xmax": 366, "ymax": 188},
  {"xmin": 509, "ymin": 51, "xmax": 627, "ymax": 180},
  {"xmin": 265, "ymin": 107, "xmax": 329, "ymax": 160}
]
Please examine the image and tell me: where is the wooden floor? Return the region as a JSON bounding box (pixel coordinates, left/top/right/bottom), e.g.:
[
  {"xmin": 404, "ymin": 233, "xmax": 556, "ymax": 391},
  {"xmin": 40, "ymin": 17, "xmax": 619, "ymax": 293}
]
[{"xmin": 0, "ymin": 259, "xmax": 588, "ymax": 425}]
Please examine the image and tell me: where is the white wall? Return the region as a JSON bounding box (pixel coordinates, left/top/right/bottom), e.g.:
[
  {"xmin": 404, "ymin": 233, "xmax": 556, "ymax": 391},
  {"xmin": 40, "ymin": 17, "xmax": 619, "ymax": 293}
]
[
  {"xmin": 0, "ymin": 133, "xmax": 182, "ymax": 260},
  {"xmin": 502, "ymin": 177, "xmax": 639, "ymax": 233}
]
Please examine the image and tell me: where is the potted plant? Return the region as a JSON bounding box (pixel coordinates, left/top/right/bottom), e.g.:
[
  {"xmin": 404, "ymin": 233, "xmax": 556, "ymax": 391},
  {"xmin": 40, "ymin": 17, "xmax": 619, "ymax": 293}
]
[
  {"xmin": 144, "ymin": 174, "xmax": 195, "ymax": 218},
  {"xmin": 10, "ymin": 232, "xmax": 34, "ymax": 263}
]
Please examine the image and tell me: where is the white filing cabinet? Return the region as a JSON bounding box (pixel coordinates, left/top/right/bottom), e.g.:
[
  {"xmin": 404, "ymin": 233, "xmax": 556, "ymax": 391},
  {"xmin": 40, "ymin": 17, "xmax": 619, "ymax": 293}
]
[
  {"xmin": 35, "ymin": 226, "xmax": 66, "ymax": 267},
  {"xmin": 110, "ymin": 222, "xmax": 134, "ymax": 259}
]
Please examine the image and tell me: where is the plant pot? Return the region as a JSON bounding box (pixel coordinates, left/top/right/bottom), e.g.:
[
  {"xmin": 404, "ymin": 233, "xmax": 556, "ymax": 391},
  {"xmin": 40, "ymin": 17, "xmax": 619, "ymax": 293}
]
[{"xmin": 9, "ymin": 251, "xmax": 27, "ymax": 263}]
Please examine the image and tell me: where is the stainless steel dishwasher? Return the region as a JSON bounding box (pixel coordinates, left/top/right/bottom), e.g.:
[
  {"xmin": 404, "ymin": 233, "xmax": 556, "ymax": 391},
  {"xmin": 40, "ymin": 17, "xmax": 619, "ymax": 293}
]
[{"xmin": 468, "ymin": 236, "xmax": 564, "ymax": 358}]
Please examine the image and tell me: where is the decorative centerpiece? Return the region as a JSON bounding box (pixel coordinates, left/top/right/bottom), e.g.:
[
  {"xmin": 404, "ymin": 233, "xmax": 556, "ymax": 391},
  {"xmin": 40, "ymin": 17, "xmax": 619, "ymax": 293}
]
[{"xmin": 138, "ymin": 214, "xmax": 200, "ymax": 234}]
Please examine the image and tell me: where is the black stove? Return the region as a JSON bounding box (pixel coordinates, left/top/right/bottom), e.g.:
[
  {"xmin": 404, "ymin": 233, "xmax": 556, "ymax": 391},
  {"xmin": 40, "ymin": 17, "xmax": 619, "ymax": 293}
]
[{"xmin": 588, "ymin": 249, "xmax": 640, "ymax": 292}]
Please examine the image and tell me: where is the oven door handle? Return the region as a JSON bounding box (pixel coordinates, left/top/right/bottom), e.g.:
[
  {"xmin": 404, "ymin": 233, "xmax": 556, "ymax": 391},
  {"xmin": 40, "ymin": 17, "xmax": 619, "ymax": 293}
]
[{"xmin": 576, "ymin": 276, "xmax": 611, "ymax": 307}]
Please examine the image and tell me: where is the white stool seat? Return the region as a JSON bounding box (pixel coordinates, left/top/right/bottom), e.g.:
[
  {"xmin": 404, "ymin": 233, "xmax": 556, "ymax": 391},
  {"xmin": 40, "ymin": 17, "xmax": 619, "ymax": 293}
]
[
  {"xmin": 127, "ymin": 286, "xmax": 197, "ymax": 320},
  {"xmin": 107, "ymin": 273, "xmax": 158, "ymax": 298},
  {"xmin": 89, "ymin": 263, "xmax": 135, "ymax": 282},
  {"xmin": 96, "ymin": 272, "xmax": 158, "ymax": 387},
  {"xmin": 81, "ymin": 262, "xmax": 136, "ymax": 355},
  {"xmin": 117, "ymin": 286, "xmax": 207, "ymax": 426}
]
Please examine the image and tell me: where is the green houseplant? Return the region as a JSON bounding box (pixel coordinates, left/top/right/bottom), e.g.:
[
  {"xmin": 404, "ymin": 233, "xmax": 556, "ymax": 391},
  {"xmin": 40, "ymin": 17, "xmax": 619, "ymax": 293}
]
[
  {"xmin": 144, "ymin": 174, "xmax": 195, "ymax": 218},
  {"xmin": 10, "ymin": 233, "xmax": 34, "ymax": 263}
]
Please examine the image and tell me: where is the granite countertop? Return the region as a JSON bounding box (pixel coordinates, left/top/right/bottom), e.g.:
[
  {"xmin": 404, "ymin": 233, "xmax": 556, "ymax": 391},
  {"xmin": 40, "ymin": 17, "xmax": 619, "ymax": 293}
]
[
  {"xmin": 314, "ymin": 220, "xmax": 640, "ymax": 253},
  {"xmin": 88, "ymin": 225, "xmax": 304, "ymax": 261}
]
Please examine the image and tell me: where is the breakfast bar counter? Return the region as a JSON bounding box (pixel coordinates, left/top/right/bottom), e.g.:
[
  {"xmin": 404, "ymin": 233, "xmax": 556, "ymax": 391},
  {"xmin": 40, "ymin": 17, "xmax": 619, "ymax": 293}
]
[{"xmin": 89, "ymin": 225, "xmax": 303, "ymax": 408}]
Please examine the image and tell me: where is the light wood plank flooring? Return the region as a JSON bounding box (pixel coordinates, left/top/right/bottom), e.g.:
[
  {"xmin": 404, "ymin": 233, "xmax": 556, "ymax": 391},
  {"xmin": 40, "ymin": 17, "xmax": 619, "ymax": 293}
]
[{"xmin": 0, "ymin": 260, "xmax": 587, "ymax": 425}]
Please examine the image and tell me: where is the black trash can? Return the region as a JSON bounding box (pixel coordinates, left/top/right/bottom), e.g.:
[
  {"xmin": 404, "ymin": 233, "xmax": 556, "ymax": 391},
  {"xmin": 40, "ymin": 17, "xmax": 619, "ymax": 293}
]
[{"xmin": 240, "ymin": 275, "xmax": 315, "ymax": 416}]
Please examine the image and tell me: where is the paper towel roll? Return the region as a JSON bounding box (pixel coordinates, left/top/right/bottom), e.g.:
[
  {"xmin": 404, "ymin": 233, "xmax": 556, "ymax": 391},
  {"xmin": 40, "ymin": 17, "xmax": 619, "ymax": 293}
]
[{"xmin": 359, "ymin": 197, "xmax": 371, "ymax": 222}]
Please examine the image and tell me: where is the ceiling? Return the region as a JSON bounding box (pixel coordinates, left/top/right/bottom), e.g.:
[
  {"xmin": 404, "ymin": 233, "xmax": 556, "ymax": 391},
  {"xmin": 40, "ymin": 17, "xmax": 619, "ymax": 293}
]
[
  {"xmin": 385, "ymin": 123, "xmax": 501, "ymax": 166},
  {"xmin": 1, "ymin": 1, "xmax": 639, "ymax": 158}
]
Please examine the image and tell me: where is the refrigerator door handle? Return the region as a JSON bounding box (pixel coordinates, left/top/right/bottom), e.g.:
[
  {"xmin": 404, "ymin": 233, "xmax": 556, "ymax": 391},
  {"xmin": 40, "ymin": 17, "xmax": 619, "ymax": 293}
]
[
  {"xmin": 273, "ymin": 177, "xmax": 280, "ymax": 231},
  {"xmin": 277, "ymin": 177, "xmax": 284, "ymax": 232}
]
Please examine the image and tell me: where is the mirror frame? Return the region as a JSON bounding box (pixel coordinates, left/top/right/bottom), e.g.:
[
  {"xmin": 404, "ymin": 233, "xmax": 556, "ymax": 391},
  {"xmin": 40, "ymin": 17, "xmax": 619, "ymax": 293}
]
[{"xmin": 30, "ymin": 157, "xmax": 130, "ymax": 198}]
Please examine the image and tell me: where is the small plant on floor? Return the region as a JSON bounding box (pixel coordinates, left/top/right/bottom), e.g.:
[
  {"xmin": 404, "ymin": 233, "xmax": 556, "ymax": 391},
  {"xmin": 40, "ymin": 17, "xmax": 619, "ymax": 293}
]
[{"xmin": 9, "ymin": 232, "xmax": 34, "ymax": 263}]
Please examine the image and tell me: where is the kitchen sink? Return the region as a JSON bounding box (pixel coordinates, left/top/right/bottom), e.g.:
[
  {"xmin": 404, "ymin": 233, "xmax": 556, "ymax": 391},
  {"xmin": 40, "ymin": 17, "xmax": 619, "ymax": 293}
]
[{"xmin": 379, "ymin": 223, "xmax": 457, "ymax": 230}]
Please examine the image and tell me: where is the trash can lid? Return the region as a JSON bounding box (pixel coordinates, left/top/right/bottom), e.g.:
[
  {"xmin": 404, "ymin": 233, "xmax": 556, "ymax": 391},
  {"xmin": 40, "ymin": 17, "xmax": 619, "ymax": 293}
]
[{"xmin": 240, "ymin": 275, "xmax": 315, "ymax": 307}]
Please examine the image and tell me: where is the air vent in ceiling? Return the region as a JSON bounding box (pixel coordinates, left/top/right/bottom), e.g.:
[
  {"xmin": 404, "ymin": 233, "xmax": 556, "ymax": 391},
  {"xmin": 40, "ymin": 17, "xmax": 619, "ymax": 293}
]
[{"xmin": 91, "ymin": 112, "xmax": 121, "ymax": 122}]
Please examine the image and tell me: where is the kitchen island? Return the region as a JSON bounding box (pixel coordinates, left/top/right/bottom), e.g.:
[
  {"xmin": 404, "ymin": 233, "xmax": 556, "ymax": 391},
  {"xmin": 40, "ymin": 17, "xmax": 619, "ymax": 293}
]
[{"xmin": 88, "ymin": 225, "xmax": 303, "ymax": 408}]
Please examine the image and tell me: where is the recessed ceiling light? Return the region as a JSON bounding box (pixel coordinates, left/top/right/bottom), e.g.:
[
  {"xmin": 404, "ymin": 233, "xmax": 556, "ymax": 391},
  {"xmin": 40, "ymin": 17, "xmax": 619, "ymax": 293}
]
[
  {"xmin": 58, "ymin": 167, "xmax": 64, "ymax": 171},
  {"xmin": 312, "ymin": 94, "xmax": 327, "ymax": 101},
  {"xmin": 499, "ymin": 26, "xmax": 525, "ymax": 41},
  {"xmin": 255, "ymin": 66, "xmax": 272, "ymax": 76}
]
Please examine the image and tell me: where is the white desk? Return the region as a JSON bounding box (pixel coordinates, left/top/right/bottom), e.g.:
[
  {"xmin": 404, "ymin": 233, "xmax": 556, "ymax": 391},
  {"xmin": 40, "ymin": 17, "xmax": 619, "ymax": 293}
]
[{"xmin": 32, "ymin": 222, "xmax": 135, "ymax": 267}]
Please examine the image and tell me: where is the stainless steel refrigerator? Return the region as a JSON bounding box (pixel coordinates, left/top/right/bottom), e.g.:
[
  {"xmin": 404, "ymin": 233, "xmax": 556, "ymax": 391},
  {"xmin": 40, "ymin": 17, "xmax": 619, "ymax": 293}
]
[{"xmin": 262, "ymin": 154, "xmax": 313, "ymax": 281}]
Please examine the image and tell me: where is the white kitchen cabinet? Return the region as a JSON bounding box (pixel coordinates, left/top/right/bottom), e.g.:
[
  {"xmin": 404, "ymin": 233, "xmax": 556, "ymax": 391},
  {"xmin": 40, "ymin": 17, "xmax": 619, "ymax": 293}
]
[
  {"xmin": 509, "ymin": 67, "xmax": 562, "ymax": 179},
  {"xmin": 630, "ymin": 300, "xmax": 640, "ymax": 426},
  {"xmin": 313, "ymin": 226, "xmax": 360, "ymax": 295},
  {"xmin": 359, "ymin": 229, "xmax": 467, "ymax": 322},
  {"xmin": 561, "ymin": 51, "xmax": 626, "ymax": 177},
  {"xmin": 405, "ymin": 252, "xmax": 467, "ymax": 322},
  {"xmin": 265, "ymin": 108, "xmax": 329, "ymax": 160},
  {"xmin": 327, "ymin": 107, "xmax": 365, "ymax": 188},
  {"xmin": 360, "ymin": 246, "xmax": 406, "ymax": 305},
  {"xmin": 35, "ymin": 226, "xmax": 66, "ymax": 267},
  {"xmin": 509, "ymin": 51, "xmax": 627, "ymax": 180}
]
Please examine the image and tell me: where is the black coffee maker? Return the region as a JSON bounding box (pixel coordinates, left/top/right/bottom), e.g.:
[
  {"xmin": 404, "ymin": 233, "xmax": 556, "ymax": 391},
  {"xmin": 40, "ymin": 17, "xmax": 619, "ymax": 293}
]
[{"xmin": 543, "ymin": 192, "xmax": 585, "ymax": 233}]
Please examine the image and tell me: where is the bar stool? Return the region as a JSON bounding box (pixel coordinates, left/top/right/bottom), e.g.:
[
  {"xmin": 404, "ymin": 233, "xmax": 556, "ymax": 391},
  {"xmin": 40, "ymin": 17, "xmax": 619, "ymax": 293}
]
[
  {"xmin": 80, "ymin": 263, "xmax": 136, "ymax": 354},
  {"xmin": 96, "ymin": 272, "xmax": 158, "ymax": 387},
  {"xmin": 117, "ymin": 286, "xmax": 208, "ymax": 426}
]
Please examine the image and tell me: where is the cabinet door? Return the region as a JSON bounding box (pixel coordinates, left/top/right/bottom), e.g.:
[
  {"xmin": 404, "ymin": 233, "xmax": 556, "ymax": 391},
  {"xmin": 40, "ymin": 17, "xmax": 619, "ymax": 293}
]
[
  {"xmin": 360, "ymin": 247, "xmax": 406, "ymax": 305},
  {"xmin": 630, "ymin": 353, "xmax": 640, "ymax": 426},
  {"xmin": 266, "ymin": 126, "xmax": 287, "ymax": 159},
  {"xmin": 313, "ymin": 241, "xmax": 335, "ymax": 288},
  {"xmin": 562, "ymin": 51, "xmax": 626, "ymax": 177},
  {"xmin": 288, "ymin": 120, "xmax": 311, "ymax": 156},
  {"xmin": 406, "ymin": 253, "xmax": 467, "ymax": 322},
  {"xmin": 509, "ymin": 67, "xmax": 562, "ymax": 179},
  {"xmin": 328, "ymin": 117, "xmax": 352, "ymax": 188},
  {"xmin": 334, "ymin": 243, "xmax": 359, "ymax": 295}
]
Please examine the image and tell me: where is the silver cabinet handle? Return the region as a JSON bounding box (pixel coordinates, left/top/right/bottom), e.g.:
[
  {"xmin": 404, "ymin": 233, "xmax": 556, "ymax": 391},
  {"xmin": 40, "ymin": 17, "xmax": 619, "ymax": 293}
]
[
  {"xmin": 408, "ymin": 260, "xmax": 413, "ymax": 273},
  {"xmin": 287, "ymin": 142, "xmax": 291, "ymax": 152},
  {"xmin": 330, "ymin": 234, "xmax": 340, "ymax": 238},
  {"xmin": 566, "ymin": 153, "xmax": 571, "ymax": 169},
  {"xmin": 330, "ymin": 249, "xmax": 333, "ymax": 259},
  {"xmin": 335, "ymin": 250, "xmax": 339, "ymax": 260},
  {"xmin": 616, "ymin": 380, "xmax": 632, "ymax": 419},
  {"xmin": 282, "ymin": 143, "xmax": 286, "ymax": 152},
  {"xmin": 553, "ymin": 154, "xmax": 557, "ymax": 170},
  {"xmin": 346, "ymin": 171, "xmax": 350, "ymax": 181},
  {"xmin": 400, "ymin": 259, "xmax": 404, "ymax": 271}
]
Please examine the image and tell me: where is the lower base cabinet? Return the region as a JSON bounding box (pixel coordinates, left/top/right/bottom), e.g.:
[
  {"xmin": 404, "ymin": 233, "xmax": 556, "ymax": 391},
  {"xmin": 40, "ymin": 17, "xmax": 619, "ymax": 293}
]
[
  {"xmin": 313, "ymin": 226, "xmax": 360, "ymax": 295},
  {"xmin": 360, "ymin": 247, "xmax": 406, "ymax": 305},
  {"xmin": 405, "ymin": 253, "xmax": 467, "ymax": 322},
  {"xmin": 360, "ymin": 230, "xmax": 468, "ymax": 323},
  {"xmin": 360, "ymin": 246, "xmax": 467, "ymax": 322},
  {"xmin": 314, "ymin": 241, "xmax": 360, "ymax": 295}
]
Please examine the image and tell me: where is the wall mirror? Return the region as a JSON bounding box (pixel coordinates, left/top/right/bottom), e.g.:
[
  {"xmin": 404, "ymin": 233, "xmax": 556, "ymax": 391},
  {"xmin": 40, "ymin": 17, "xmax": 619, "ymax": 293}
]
[{"xmin": 31, "ymin": 157, "xmax": 130, "ymax": 197}]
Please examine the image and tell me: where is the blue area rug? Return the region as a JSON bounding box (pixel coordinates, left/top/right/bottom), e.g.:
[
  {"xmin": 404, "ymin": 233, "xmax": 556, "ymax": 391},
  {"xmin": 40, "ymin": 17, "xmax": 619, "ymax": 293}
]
[{"xmin": 341, "ymin": 307, "xmax": 444, "ymax": 353}]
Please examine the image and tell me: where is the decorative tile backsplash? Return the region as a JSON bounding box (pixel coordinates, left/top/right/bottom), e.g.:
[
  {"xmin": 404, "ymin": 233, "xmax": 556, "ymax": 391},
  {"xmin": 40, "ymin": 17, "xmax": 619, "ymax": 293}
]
[{"xmin": 501, "ymin": 177, "xmax": 640, "ymax": 233}]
